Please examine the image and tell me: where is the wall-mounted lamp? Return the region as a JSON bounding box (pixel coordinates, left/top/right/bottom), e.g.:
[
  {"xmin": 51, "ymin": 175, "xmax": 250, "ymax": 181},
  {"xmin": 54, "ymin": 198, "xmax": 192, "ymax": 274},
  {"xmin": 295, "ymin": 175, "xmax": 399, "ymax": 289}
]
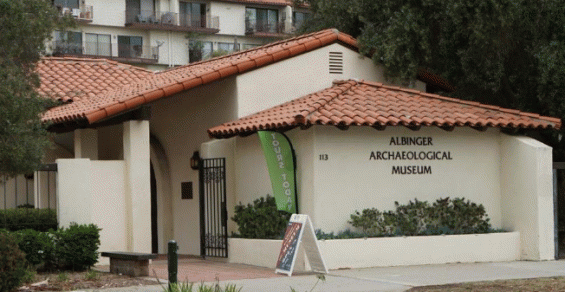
[{"xmin": 190, "ymin": 151, "xmax": 201, "ymax": 170}]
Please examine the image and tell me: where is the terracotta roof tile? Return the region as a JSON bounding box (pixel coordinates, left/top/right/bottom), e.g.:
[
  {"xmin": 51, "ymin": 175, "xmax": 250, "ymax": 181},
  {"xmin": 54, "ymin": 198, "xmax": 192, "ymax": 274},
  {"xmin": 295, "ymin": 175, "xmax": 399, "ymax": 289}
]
[
  {"xmin": 37, "ymin": 57, "xmax": 153, "ymax": 104},
  {"xmin": 42, "ymin": 29, "xmax": 354, "ymax": 125},
  {"xmin": 208, "ymin": 80, "xmax": 561, "ymax": 138}
]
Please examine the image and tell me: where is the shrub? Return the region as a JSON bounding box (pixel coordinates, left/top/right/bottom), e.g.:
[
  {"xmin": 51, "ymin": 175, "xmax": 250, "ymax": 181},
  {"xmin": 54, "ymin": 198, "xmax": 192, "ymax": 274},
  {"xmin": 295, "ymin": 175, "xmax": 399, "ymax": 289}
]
[
  {"xmin": 9, "ymin": 223, "xmax": 101, "ymax": 271},
  {"xmin": 349, "ymin": 197, "xmax": 493, "ymax": 237},
  {"xmin": 15, "ymin": 229, "xmax": 56, "ymax": 269},
  {"xmin": 55, "ymin": 223, "xmax": 101, "ymax": 271},
  {"xmin": 0, "ymin": 208, "xmax": 57, "ymax": 232},
  {"xmin": 231, "ymin": 195, "xmax": 291, "ymax": 239},
  {"xmin": 0, "ymin": 232, "xmax": 28, "ymax": 292}
]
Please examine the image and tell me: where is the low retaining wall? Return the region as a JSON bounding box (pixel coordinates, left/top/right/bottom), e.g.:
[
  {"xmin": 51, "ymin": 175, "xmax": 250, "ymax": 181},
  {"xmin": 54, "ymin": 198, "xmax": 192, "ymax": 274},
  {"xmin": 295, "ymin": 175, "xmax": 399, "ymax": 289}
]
[{"xmin": 228, "ymin": 232, "xmax": 520, "ymax": 270}]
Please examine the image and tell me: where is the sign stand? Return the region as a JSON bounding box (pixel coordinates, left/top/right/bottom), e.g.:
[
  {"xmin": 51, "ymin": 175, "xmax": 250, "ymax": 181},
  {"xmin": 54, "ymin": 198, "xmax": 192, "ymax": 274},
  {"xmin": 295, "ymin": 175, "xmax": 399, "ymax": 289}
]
[{"xmin": 275, "ymin": 214, "xmax": 328, "ymax": 276}]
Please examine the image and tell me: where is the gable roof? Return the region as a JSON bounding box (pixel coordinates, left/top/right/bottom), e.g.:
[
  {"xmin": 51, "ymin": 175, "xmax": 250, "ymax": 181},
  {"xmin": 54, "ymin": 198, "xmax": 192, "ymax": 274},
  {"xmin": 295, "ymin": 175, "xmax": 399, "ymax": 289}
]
[
  {"xmin": 37, "ymin": 57, "xmax": 153, "ymax": 103},
  {"xmin": 207, "ymin": 79, "xmax": 561, "ymax": 138},
  {"xmin": 41, "ymin": 29, "xmax": 356, "ymax": 125}
]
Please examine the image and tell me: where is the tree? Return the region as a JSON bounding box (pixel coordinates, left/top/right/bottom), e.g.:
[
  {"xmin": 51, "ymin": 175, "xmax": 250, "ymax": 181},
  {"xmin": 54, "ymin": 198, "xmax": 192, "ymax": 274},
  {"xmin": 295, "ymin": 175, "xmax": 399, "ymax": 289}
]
[
  {"xmin": 299, "ymin": 0, "xmax": 565, "ymax": 158},
  {"xmin": 0, "ymin": 0, "xmax": 72, "ymax": 177}
]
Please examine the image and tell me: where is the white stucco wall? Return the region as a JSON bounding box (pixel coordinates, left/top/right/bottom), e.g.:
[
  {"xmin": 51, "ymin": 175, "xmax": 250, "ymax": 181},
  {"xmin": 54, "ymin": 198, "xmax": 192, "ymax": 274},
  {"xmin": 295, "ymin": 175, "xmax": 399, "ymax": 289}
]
[
  {"xmin": 311, "ymin": 126, "xmax": 502, "ymax": 232},
  {"xmin": 91, "ymin": 161, "xmax": 128, "ymax": 264},
  {"xmin": 210, "ymin": 2, "xmax": 246, "ymax": 36},
  {"xmin": 56, "ymin": 159, "xmax": 128, "ymax": 264},
  {"xmin": 236, "ymin": 43, "xmax": 426, "ymax": 118},
  {"xmin": 229, "ymin": 125, "xmax": 556, "ymax": 261},
  {"xmin": 232, "ymin": 126, "xmax": 503, "ymax": 233},
  {"xmin": 236, "ymin": 43, "xmax": 385, "ymax": 118},
  {"xmin": 150, "ymin": 77, "xmax": 238, "ymax": 255},
  {"xmin": 500, "ymin": 135, "xmax": 554, "ymax": 260},
  {"xmin": 88, "ymin": 0, "xmax": 125, "ymax": 27}
]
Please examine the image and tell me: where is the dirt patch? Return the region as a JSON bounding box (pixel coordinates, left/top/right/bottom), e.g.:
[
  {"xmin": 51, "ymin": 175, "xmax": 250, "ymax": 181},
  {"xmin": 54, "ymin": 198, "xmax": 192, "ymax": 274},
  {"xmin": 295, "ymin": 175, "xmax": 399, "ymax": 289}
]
[
  {"xmin": 408, "ymin": 277, "xmax": 565, "ymax": 292},
  {"xmin": 18, "ymin": 270, "xmax": 162, "ymax": 291}
]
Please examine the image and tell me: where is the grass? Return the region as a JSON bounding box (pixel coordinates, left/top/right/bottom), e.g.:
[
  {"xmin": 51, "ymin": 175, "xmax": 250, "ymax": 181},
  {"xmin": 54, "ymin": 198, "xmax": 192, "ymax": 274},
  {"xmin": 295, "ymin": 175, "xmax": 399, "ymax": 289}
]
[{"xmin": 408, "ymin": 277, "xmax": 565, "ymax": 291}]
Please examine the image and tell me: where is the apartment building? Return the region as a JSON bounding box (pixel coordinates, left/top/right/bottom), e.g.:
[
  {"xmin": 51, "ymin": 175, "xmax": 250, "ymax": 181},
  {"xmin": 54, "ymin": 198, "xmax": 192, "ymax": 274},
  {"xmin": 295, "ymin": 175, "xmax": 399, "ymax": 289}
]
[{"xmin": 50, "ymin": 0, "xmax": 310, "ymax": 70}]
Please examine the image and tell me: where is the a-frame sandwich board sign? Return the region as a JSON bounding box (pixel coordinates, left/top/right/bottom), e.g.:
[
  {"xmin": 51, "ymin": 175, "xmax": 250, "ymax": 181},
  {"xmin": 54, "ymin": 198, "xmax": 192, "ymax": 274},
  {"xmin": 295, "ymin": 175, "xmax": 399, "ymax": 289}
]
[{"xmin": 275, "ymin": 214, "xmax": 328, "ymax": 276}]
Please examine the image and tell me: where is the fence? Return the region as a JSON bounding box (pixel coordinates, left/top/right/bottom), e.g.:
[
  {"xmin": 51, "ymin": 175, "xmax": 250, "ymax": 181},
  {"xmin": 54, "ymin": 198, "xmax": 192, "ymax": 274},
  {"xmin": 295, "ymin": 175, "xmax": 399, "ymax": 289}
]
[{"xmin": 0, "ymin": 164, "xmax": 58, "ymax": 209}]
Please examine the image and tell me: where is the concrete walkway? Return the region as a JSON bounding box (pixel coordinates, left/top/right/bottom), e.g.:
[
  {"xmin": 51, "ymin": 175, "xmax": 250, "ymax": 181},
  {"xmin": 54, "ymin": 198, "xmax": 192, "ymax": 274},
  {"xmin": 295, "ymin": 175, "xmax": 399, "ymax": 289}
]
[{"xmin": 89, "ymin": 260, "xmax": 565, "ymax": 292}]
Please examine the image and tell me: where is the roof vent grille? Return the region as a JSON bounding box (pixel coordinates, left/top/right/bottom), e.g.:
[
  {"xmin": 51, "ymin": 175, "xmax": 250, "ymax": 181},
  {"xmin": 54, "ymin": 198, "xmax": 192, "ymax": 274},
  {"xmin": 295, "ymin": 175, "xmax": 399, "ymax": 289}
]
[{"xmin": 329, "ymin": 52, "xmax": 343, "ymax": 74}]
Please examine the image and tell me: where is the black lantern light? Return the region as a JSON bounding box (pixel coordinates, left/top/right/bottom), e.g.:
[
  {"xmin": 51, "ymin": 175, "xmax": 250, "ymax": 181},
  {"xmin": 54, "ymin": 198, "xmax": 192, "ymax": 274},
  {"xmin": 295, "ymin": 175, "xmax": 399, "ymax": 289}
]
[{"xmin": 190, "ymin": 151, "xmax": 201, "ymax": 170}]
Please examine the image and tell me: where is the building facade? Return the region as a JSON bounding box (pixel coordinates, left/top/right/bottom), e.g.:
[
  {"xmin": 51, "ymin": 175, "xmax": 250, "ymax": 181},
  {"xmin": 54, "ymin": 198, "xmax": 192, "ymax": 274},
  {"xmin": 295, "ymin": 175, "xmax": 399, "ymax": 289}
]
[{"xmin": 50, "ymin": 0, "xmax": 309, "ymax": 70}]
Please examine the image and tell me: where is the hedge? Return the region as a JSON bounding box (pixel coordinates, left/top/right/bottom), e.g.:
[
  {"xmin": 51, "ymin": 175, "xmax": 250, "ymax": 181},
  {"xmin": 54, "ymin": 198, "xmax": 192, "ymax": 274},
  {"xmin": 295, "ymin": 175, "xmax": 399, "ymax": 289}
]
[
  {"xmin": 0, "ymin": 208, "xmax": 57, "ymax": 232},
  {"xmin": 12, "ymin": 223, "xmax": 101, "ymax": 271}
]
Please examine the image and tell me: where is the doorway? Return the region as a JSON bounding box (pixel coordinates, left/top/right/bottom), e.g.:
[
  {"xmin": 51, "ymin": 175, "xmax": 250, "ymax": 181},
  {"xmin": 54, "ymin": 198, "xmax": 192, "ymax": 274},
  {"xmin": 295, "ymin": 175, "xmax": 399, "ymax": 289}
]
[
  {"xmin": 151, "ymin": 163, "xmax": 158, "ymax": 254},
  {"xmin": 554, "ymin": 163, "xmax": 565, "ymax": 259}
]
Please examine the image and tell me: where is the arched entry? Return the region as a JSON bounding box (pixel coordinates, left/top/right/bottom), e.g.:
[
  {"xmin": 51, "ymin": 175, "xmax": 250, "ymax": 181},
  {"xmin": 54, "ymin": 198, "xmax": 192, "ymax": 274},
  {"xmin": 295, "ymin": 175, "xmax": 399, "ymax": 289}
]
[
  {"xmin": 151, "ymin": 163, "xmax": 158, "ymax": 254},
  {"xmin": 149, "ymin": 135, "xmax": 173, "ymax": 254}
]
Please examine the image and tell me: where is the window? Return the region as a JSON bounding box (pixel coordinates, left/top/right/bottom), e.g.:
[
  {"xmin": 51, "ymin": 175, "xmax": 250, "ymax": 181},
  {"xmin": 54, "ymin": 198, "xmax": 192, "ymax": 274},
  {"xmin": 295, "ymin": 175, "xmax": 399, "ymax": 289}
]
[
  {"xmin": 189, "ymin": 40, "xmax": 212, "ymax": 63},
  {"xmin": 54, "ymin": 0, "xmax": 79, "ymax": 9},
  {"xmin": 246, "ymin": 8, "xmax": 278, "ymax": 33},
  {"xmin": 180, "ymin": 2, "xmax": 206, "ymax": 28},
  {"xmin": 243, "ymin": 44, "xmax": 260, "ymax": 50},
  {"xmin": 118, "ymin": 36, "xmax": 143, "ymax": 58},
  {"xmin": 85, "ymin": 33, "xmax": 111, "ymax": 57},
  {"xmin": 217, "ymin": 42, "xmax": 237, "ymax": 53},
  {"xmin": 54, "ymin": 31, "xmax": 82, "ymax": 55},
  {"xmin": 293, "ymin": 11, "xmax": 309, "ymax": 30}
]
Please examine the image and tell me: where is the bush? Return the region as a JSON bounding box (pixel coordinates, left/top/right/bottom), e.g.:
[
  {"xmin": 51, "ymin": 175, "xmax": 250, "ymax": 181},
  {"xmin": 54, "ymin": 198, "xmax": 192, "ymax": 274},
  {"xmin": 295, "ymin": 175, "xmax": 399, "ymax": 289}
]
[
  {"xmin": 0, "ymin": 208, "xmax": 57, "ymax": 232},
  {"xmin": 231, "ymin": 195, "xmax": 291, "ymax": 239},
  {"xmin": 0, "ymin": 232, "xmax": 28, "ymax": 292},
  {"xmin": 15, "ymin": 229, "xmax": 56, "ymax": 269},
  {"xmin": 349, "ymin": 197, "xmax": 492, "ymax": 237},
  {"xmin": 9, "ymin": 223, "xmax": 101, "ymax": 271},
  {"xmin": 55, "ymin": 223, "xmax": 101, "ymax": 271}
]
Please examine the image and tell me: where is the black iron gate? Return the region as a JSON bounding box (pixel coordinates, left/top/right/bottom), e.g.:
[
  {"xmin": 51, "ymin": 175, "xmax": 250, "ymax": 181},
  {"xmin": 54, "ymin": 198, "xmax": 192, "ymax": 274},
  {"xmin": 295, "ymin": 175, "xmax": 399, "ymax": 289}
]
[{"xmin": 199, "ymin": 158, "xmax": 228, "ymax": 258}]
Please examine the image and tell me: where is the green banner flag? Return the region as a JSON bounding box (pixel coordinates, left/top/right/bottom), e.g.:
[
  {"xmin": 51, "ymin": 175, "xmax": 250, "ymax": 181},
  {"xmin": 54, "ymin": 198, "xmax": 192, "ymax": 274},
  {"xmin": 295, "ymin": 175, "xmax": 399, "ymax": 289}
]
[{"xmin": 257, "ymin": 131, "xmax": 297, "ymax": 213}]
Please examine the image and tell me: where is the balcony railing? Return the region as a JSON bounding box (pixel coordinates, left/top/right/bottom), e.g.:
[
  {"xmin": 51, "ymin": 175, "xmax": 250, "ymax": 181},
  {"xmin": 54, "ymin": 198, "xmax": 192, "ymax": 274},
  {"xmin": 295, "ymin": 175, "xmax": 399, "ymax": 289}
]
[
  {"xmin": 53, "ymin": 41, "xmax": 83, "ymax": 55},
  {"xmin": 117, "ymin": 43, "xmax": 159, "ymax": 62},
  {"xmin": 53, "ymin": 41, "xmax": 159, "ymax": 64},
  {"xmin": 245, "ymin": 18, "xmax": 286, "ymax": 36},
  {"xmin": 125, "ymin": 9, "xmax": 219, "ymax": 32},
  {"xmin": 84, "ymin": 42, "xmax": 112, "ymax": 57},
  {"xmin": 59, "ymin": 5, "xmax": 93, "ymax": 22}
]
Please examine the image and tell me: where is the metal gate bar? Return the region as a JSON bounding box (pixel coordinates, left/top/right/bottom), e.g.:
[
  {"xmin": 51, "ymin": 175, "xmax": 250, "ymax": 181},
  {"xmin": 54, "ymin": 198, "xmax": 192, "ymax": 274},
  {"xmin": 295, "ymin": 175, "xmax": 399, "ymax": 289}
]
[{"xmin": 199, "ymin": 158, "xmax": 227, "ymax": 258}]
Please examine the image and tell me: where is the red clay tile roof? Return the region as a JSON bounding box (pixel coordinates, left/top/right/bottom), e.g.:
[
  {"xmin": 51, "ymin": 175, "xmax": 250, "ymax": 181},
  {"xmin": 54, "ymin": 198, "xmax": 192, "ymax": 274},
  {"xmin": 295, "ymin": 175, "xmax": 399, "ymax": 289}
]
[
  {"xmin": 207, "ymin": 79, "xmax": 561, "ymax": 138},
  {"xmin": 37, "ymin": 57, "xmax": 153, "ymax": 103},
  {"xmin": 42, "ymin": 29, "xmax": 357, "ymax": 124}
]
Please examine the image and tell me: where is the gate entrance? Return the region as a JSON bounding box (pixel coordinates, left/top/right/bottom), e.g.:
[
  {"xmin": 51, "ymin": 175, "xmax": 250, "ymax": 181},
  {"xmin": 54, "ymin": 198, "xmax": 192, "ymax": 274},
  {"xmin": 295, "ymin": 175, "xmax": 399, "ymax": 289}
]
[{"xmin": 199, "ymin": 158, "xmax": 228, "ymax": 258}]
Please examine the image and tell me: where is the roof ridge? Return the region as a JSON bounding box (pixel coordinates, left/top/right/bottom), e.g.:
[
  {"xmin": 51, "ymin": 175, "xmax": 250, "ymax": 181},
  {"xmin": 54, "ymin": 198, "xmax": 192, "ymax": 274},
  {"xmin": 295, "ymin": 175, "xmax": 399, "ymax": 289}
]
[{"xmin": 359, "ymin": 80, "xmax": 561, "ymax": 125}]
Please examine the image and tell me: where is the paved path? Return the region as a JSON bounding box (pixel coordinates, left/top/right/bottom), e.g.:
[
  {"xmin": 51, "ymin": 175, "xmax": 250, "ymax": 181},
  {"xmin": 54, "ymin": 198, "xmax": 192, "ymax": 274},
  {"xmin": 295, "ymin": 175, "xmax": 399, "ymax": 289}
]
[{"xmin": 87, "ymin": 260, "xmax": 565, "ymax": 292}]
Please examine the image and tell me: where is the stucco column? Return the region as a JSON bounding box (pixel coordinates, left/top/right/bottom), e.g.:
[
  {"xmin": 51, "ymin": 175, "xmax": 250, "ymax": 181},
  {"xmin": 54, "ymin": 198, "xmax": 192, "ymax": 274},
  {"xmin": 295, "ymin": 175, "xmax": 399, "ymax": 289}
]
[
  {"xmin": 285, "ymin": 6, "xmax": 293, "ymax": 33},
  {"xmin": 74, "ymin": 128, "xmax": 98, "ymax": 160},
  {"xmin": 123, "ymin": 120, "xmax": 151, "ymax": 253}
]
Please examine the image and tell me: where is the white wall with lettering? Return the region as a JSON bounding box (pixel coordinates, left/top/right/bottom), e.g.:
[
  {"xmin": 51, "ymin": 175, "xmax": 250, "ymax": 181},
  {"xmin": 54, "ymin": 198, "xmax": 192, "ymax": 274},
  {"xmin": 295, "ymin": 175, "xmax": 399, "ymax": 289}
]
[
  {"xmin": 228, "ymin": 124, "xmax": 554, "ymax": 260},
  {"xmin": 310, "ymin": 125, "xmax": 502, "ymax": 232}
]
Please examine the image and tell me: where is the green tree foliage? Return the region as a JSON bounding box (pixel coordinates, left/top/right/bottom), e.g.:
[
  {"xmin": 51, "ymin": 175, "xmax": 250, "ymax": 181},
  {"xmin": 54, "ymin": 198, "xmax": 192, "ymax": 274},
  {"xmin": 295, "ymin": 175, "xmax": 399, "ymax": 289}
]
[
  {"xmin": 299, "ymin": 0, "xmax": 565, "ymax": 158},
  {"xmin": 0, "ymin": 0, "xmax": 72, "ymax": 176}
]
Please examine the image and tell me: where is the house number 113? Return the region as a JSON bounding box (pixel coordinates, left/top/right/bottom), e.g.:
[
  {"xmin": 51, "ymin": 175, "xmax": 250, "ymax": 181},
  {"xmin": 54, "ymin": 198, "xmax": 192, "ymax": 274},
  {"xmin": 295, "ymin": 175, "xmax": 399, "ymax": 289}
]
[{"xmin": 319, "ymin": 154, "xmax": 329, "ymax": 161}]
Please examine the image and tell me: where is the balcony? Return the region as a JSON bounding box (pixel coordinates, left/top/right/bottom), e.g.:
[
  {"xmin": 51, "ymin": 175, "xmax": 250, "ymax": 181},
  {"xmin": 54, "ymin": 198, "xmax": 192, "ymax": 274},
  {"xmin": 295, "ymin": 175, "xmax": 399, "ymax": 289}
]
[
  {"xmin": 52, "ymin": 42, "xmax": 159, "ymax": 64},
  {"xmin": 125, "ymin": 10, "xmax": 219, "ymax": 34},
  {"xmin": 53, "ymin": 41, "xmax": 83, "ymax": 56},
  {"xmin": 245, "ymin": 19, "xmax": 287, "ymax": 37},
  {"xmin": 116, "ymin": 43, "xmax": 159, "ymax": 64},
  {"xmin": 58, "ymin": 5, "xmax": 93, "ymax": 23}
]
